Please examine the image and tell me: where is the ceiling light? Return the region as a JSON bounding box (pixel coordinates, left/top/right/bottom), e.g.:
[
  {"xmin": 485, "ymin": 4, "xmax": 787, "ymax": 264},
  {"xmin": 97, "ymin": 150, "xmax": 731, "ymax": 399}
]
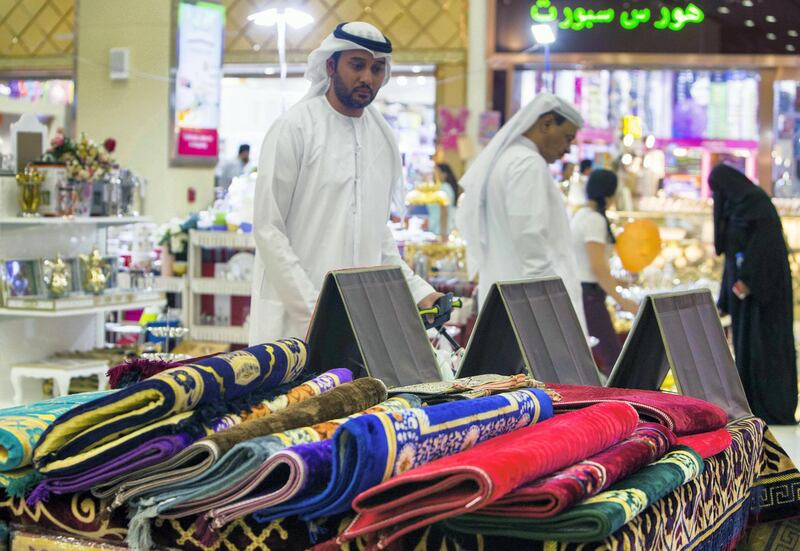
[
  {"xmin": 264, "ymin": 67, "xmax": 276, "ymax": 75},
  {"xmin": 397, "ymin": 76, "xmax": 408, "ymax": 86},
  {"xmin": 744, "ymin": 20, "xmax": 755, "ymax": 27},
  {"xmin": 252, "ymin": 44, "xmax": 261, "ymax": 51},
  {"xmin": 788, "ymin": 44, "xmax": 797, "ymax": 52},
  {"xmin": 717, "ymin": 6, "xmax": 730, "ymax": 14},
  {"xmin": 416, "ymin": 76, "xmax": 427, "ymax": 85},
  {"xmin": 531, "ymin": 23, "xmax": 557, "ymax": 45},
  {"xmin": 789, "ymin": 30, "xmax": 799, "ymax": 37},
  {"xmin": 767, "ymin": 32, "xmax": 777, "ymax": 40},
  {"xmin": 248, "ymin": 8, "xmax": 314, "ymax": 29},
  {"xmin": 411, "ymin": 66, "xmax": 421, "ymax": 74},
  {"xmin": 765, "ymin": 15, "xmax": 777, "ymax": 23},
  {"xmin": 742, "ymin": 0, "xmax": 753, "ymax": 6}
]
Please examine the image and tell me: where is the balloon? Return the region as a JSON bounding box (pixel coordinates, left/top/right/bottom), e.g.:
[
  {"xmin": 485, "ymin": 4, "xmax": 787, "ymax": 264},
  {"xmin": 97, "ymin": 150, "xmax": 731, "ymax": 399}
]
[{"xmin": 615, "ymin": 219, "xmax": 662, "ymax": 272}]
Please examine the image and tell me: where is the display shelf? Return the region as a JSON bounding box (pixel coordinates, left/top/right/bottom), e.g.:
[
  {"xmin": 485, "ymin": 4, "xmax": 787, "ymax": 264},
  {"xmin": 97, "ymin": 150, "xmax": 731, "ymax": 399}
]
[
  {"xmin": 189, "ymin": 324, "xmax": 248, "ymax": 343},
  {"xmin": 0, "ymin": 215, "xmax": 153, "ymax": 228},
  {"xmin": 610, "ymin": 210, "xmax": 712, "ymax": 219},
  {"xmin": 0, "ymin": 292, "xmax": 165, "ymax": 318},
  {"xmin": 154, "ymin": 276, "xmax": 187, "ymax": 294},
  {"xmin": 190, "ymin": 278, "xmax": 251, "ymax": 296},
  {"xmin": 189, "ymin": 230, "xmax": 255, "ymax": 249}
]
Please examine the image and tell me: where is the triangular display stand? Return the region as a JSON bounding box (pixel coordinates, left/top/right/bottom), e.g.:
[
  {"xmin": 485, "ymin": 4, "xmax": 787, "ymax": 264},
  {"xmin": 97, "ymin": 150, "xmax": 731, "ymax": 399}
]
[
  {"xmin": 456, "ymin": 277, "xmax": 601, "ymax": 386},
  {"xmin": 305, "ymin": 266, "xmax": 441, "ymax": 387},
  {"xmin": 607, "ymin": 289, "xmax": 752, "ymax": 420}
]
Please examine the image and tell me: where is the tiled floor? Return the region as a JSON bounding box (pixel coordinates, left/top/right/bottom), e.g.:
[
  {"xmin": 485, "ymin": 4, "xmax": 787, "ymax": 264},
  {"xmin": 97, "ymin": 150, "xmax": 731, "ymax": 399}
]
[{"xmin": 771, "ymin": 425, "xmax": 800, "ymax": 465}]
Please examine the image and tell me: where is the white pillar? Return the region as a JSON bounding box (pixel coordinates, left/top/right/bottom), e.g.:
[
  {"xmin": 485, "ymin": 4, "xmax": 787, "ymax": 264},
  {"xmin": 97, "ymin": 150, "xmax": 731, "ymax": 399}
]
[{"xmin": 466, "ymin": 0, "xmax": 488, "ymax": 155}]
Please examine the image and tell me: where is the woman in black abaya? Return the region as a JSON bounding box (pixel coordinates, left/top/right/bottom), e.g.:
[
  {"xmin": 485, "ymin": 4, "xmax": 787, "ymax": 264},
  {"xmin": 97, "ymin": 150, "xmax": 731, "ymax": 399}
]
[{"xmin": 709, "ymin": 163, "xmax": 797, "ymax": 424}]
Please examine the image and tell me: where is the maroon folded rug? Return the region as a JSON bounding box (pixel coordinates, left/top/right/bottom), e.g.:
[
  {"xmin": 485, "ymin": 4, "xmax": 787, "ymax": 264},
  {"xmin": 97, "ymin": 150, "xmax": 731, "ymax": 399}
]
[
  {"xmin": 676, "ymin": 428, "xmax": 732, "ymax": 459},
  {"xmin": 478, "ymin": 422, "xmax": 676, "ymax": 519},
  {"xmin": 551, "ymin": 384, "xmax": 728, "ymax": 435},
  {"xmin": 340, "ymin": 401, "xmax": 639, "ymax": 549}
]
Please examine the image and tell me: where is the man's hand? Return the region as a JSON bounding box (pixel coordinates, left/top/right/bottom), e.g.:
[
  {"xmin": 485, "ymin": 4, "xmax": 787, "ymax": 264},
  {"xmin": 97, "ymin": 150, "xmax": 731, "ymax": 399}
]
[
  {"xmin": 418, "ymin": 292, "xmax": 445, "ymax": 326},
  {"xmin": 417, "ymin": 292, "xmax": 444, "ymax": 311}
]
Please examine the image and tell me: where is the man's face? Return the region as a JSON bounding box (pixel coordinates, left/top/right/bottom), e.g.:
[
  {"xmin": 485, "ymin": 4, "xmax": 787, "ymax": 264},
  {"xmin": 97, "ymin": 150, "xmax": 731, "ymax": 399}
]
[
  {"xmin": 240, "ymin": 151, "xmax": 250, "ymax": 164},
  {"xmin": 328, "ymin": 50, "xmax": 386, "ymax": 109},
  {"xmin": 537, "ymin": 115, "xmax": 579, "ymax": 164}
]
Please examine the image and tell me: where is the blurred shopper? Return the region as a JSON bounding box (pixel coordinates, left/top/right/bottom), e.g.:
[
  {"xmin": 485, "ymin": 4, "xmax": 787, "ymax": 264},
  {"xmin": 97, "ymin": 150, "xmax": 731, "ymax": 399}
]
[
  {"xmin": 216, "ymin": 144, "xmax": 250, "ymax": 192},
  {"xmin": 710, "ymin": 163, "xmax": 797, "ymax": 424},
  {"xmin": 571, "ymin": 169, "xmax": 639, "ymax": 375},
  {"xmin": 567, "ymin": 158, "xmax": 593, "ymax": 209},
  {"xmin": 458, "ymin": 92, "xmax": 586, "ymax": 332},
  {"xmin": 428, "ymin": 162, "xmax": 461, "ymax": 236}
]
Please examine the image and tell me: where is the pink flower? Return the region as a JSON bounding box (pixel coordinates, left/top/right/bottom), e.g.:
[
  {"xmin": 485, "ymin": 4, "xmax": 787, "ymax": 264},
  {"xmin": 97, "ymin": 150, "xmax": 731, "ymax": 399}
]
[
  {"xmin": 104, "ymin": 138, "xmax": 116, "ymax": 153},
  {"xmin": 50, "ymin": 133, "xmax": 64, "ymax": 148}
]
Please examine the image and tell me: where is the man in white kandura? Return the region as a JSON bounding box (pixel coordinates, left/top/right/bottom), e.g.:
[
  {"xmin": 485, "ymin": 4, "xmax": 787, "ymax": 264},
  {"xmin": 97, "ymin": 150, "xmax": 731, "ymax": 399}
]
[
  {"xmin": 249, "ymin": 22, "xmax": 442, "ymax": 344},
  {"xmin": 457, "ymin": 92, "xmax": 588, "ymax": 332}
]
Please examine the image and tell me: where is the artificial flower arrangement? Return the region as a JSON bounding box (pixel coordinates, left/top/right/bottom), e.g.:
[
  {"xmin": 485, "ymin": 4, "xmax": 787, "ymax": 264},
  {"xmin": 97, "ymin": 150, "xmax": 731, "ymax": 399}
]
[
  {"xmin": 42, "ymin": 129, "xmax": 117, "ymax": 182},
  {"xmin": 158, "ymin": 214, "xmax": 199, "ymax": 262}
]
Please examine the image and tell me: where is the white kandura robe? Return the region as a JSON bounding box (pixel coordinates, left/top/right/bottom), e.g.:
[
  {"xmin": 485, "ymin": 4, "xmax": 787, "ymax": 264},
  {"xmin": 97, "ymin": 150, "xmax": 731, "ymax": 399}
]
[
  {"xmin": 249, "ymin": 95, "xmax": 434, "ymax": 344},
  {"xmin": 479, "ymin": 136, "xmax": 587, "ymax": 333}
]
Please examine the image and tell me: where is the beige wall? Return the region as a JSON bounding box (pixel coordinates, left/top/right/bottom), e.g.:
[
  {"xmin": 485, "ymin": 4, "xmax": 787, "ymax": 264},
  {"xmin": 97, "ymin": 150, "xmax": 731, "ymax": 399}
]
[{"xmin": 75, "ymin": 0, "xmax": 214, "ymax": 223}]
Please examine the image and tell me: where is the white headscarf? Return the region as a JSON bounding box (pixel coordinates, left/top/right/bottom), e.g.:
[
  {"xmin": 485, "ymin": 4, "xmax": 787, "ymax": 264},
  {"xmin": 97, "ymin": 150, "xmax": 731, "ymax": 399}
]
[
  {"xmin": 457, "ymin": 93, "xmax": 584, "ymax": 278},
  {"xmin": 302, "ymin": 21, "xmax": 393, "ymax": 100}
]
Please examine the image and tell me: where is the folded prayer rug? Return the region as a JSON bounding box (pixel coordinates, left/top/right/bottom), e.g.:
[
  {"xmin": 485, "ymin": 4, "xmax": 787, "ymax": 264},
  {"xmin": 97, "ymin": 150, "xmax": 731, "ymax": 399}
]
[
  {"xmin": 442, "ymin": 446, "xmax": 704, "ymax": 543},
  {"xmin": 676, "ymin": 428, "xmax": 732, "ymax": 459},
  {"xmin": 479, "ymin": 422, "xmax": 676, "ymax": 518},
  {"xmin": 125, "ymin": 379, "xmax": 393, "ymax": 550},
  {"xmin": 185, "ymin": 395, "xmax": 422, "ymax": 545},
  {"xmin": 0, "ymin": 391, "xmax": 111, "ymax": 473},
  {"xmin": 340, "ymin": 401, "xmax": 639, "ymax": 548},
  {"xmin": 551, "ymin": 384, "xmax": 728, "ymax": 435},
  {"xmin": 0, "ymin": 468, "xmax": 42, "ymax": 499},
  {"xmin": 130, "ymin": 395, "xmax": 417, "ymax": 521},
  {"xmin": 33, "ymin": 339, "xmax": 308, "ymax": 472},
  {"xmin": 251, "ymin": 388, "xmax": 554, "ymax": 524},
  {"xmin": 328, "ymin": 417, "xmax": 763, "ymax": 551},
  {"xmin": 105, "ymin": 378, "xmax": 388, "ymax": 512},
  {"xmin": 87, "ymin": 369, "xmax": 353, "ymax": 498},
  {"xmin": 387, "ymin": 374, "xmax": 560, "ymax": 404}
]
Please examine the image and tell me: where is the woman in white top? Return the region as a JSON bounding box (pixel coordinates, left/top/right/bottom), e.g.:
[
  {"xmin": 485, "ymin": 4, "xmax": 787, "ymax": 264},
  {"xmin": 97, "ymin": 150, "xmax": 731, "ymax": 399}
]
[{"xmin": 570, "ymin": 169, "xmax": 639, "ymax": 375}]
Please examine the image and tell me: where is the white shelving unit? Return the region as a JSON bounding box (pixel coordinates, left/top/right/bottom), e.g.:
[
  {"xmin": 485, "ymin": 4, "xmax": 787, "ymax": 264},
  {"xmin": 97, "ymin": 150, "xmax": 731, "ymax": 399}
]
[
  {"xmin": 0, "ymin": 215, "xmax": 165, "ymax": 406},
  {"xmin": 187, "ymin": 230, "xmax": 255, "ymax": 344}
]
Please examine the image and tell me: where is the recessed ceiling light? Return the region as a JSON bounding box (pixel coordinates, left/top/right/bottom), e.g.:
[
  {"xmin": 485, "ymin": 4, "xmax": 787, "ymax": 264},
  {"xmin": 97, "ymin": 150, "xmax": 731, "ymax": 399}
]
[
  {"xmin": 744, "ymin": 20, "xmax": 755, "ymax": 27},
  {"xmin": 789, "ymin": 30, "xmax": 799, "ymax": 37},
  {"xmin": 788, "ymin": 44, "xmax": 797, "ymax": 52},
  {"xmin": 717, "ymin": 6, "xmax": 730, "ymax": 14},
  {"xmin": 766, "ymin": 15, "xmax": 777, "ymax": 23},
  {"xmin": 767, "ymin": 32, "xmax": 777, "ymax": 40},
  {"xmin": 742, "ymin": 0, "xmax": 753, "ymax": 6}
]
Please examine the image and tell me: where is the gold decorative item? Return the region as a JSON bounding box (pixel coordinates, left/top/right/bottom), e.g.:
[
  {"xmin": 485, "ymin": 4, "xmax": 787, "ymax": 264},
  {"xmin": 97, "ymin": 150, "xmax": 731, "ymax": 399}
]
[
  {"xmin": 16, "ymin": 165, "xmax": 44, "ymax": 217},
  {"xmin": 79, "ymin": 247, "xmax": 109, "ymax": 295},
  {"xmin": 42, "ymin": 254, "xmax": 71, "ymax": 298},
  {"xmin": 405, "ymin": 180, "xmax": 451, "ymax": 207}
]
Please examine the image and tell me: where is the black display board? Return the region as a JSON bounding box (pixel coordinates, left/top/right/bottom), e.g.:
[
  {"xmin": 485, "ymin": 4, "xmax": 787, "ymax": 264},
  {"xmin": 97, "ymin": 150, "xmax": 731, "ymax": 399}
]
[
  {"xmin": 608, "ymin": 289, "xmax": 751, "ymax": 420},
  {"xmin": 457, "ymin": 277, "xmax": 601, "ymax": 386},
  {"xmin": 306, "ymin": 266, "xmax": 441, "ymax": 387}
]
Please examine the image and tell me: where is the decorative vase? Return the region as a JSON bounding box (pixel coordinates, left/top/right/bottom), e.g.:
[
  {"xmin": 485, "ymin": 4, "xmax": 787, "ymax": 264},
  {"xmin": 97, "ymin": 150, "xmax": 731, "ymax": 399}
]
[
  {"xmin": 16, "ymin": 167, "xmax": 43, "ymax": 217},
  {"xmin": 72, "ymin": 180, "xmax": 93, "ymax": 217},
  {"xmin": 90, "ymin": 179, "xmax": 110, "ymax": 216}
]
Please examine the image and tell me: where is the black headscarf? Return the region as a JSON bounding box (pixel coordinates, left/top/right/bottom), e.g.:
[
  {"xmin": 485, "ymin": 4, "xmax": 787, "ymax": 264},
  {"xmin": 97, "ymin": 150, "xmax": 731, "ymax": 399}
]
[
  {"xmin": 708, "ymin": 163, "xmax": 771, "ymax": 256},
  {"xmin": 585, "ymin": 169, "xmax": 618, "ymax": 243}
]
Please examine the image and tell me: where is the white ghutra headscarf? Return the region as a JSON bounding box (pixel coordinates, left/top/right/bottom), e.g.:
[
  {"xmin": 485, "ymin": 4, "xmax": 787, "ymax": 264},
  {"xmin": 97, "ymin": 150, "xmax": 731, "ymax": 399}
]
[
  {"xmin": 302, "ymin": 22, "xmax": 393, "ymax": 100},
  {"xmin": 457, "ymin": 93, "xmax": 584, "ymax": 278}
]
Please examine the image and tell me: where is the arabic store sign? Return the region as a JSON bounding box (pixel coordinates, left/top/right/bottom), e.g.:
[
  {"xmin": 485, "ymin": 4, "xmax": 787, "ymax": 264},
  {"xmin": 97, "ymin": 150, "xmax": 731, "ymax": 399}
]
[{"xmin": 531, "ymin": 0, "xmax": 705, "ymax": 32}]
